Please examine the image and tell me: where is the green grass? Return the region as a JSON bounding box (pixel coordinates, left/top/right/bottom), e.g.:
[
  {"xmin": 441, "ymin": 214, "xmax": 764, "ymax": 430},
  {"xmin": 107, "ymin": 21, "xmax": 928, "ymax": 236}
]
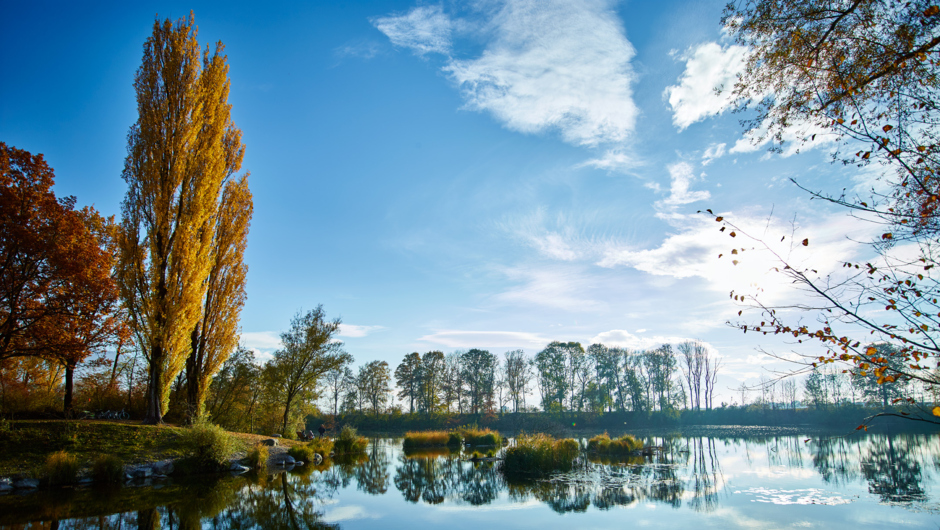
[
  {"xmin": 332, "ymin": 425, "xmax": 368, "ymax": 454},
  {"xmin": 586, "ymin": 432, "xmax": 643, "ymax": 455},
  {"xmin": 0, "ymin": 420, "xmax": 297, "ymax": 477},
  {"xmin": 0, "ymin": 420, "xmax": 188, "ymax": 476},
  {"xmin": 501, "ymin": 433, "xmax": 580, "ymax": 477}
]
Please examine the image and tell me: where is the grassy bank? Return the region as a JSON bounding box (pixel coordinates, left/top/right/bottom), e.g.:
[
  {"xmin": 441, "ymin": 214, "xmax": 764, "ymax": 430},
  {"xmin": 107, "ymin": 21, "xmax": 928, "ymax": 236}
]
[{"xmin": 0, "ymin": 419, "xmax": 301, "ymax": 477}]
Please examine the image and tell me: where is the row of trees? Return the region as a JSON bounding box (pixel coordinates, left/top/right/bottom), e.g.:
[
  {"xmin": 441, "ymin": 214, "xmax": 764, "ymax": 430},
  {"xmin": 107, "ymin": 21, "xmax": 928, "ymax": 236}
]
[{"xmin": 383, "ymin": 341, "xmax": 722, "ymax": 416}]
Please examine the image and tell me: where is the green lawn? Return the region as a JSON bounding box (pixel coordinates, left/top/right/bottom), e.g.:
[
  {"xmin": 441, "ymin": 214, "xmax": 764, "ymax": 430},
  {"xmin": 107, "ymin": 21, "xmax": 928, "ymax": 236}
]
[{"xmin": 0, "ymin": 419, "xmax": 299, "ymax": 477}]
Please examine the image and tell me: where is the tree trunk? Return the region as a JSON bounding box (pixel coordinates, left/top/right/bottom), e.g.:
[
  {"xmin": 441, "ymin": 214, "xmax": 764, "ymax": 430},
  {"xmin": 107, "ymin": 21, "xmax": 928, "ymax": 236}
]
[
  {"xmin": 143, "ymin": 343, "xmax": 165, "ymax": 424},
  {"xmin": 185, "ymin": 324, "xmax": 202, "ymax": 423},
  {"xmin": 281, "ymin": 394, "xmax": 293, "ymax": 435},
  {"xmin": 63, "ymin": 363, "xmax": 75, "ymax": 415}
]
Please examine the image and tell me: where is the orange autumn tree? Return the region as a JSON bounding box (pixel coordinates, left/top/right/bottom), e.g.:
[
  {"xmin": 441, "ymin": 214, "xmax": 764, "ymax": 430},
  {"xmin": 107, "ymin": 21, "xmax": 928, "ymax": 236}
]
[{"xmin": 0, "ymin": 143, "xmax": 120, "ymax": 414}]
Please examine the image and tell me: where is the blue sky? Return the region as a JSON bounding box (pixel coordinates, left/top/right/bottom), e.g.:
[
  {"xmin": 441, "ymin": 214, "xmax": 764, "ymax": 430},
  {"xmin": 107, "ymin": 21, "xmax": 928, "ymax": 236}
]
[{"xmin": 1, "ymin": 0, "xmax": 883, "ymax": 404}]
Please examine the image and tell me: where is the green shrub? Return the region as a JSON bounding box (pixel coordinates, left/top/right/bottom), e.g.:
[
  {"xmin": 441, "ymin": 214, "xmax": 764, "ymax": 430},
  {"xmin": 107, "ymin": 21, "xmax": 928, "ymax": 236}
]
[
  {"xmin": 447, "ymin": 432, "xmax": 463, "ymax": 446},
  {"xmin": 587, "ymin": 432, "xmax": 643, "ymax": 455},
  {"xmin": 308, "ymin": 437, "xmax": 334, "ymax": 456},
  {"xmin": 502, "ymin": 433, "xmax": 579, "ymax": 477},
  {"xmin": 179, "ymin": 418, "xmax": 238, "ymax": 472},
  {"xmin": 45, "ymin": 450, "xmax": 80, "ymax": 485},
  {"xmin": 91, "ymin": 454, "xmax": 124, "ymax": 484},
  {"xmin": 287, "ymin": 444, "xmax": 317, "ymax": 463},
  {"xmin": 247, "ymin": 444, "xmax": 268, "ymax": 472},
  {"xmin": 333, "ymin": 425, "xmax": 368, "ymax": 454}
]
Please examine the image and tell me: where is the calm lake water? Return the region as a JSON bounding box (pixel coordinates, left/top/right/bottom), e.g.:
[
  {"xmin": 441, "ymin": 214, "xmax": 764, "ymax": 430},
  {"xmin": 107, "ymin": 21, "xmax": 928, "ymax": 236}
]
[{"xmin": 2, "ymin": 431, "xmax": 939, "ymax": 529}]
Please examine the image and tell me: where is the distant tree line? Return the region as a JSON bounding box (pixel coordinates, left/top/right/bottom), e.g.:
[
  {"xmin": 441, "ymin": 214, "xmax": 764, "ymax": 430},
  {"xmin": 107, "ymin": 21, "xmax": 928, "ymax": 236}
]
[{"xmin": 305, "ymin": 340, "xmax": 723, "ymax": 418}]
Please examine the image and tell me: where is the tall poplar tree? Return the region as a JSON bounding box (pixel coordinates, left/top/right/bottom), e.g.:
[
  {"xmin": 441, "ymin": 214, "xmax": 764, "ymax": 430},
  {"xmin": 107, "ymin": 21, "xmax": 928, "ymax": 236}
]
[
  {"xmin": 119, "ymin": 14, "xmax": 247, "ymax": 423},
  {"xmin": 184, "ymin": 175, "xmax": 252, "ymax": 420}
]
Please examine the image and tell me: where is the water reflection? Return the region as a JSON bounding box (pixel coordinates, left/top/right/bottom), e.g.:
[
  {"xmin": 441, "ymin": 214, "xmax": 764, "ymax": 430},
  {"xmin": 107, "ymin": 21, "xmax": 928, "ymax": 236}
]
[
  {"xmin": 393, "ymin": 447, "xmax": 503, "ymax": 506},
  {"xmin": 356, "ymin": 441, "xmax": 391, "ymax": 495},
  {"xmin": 2, "ymin": 433, "xmax": 938, "ymax": 528}
]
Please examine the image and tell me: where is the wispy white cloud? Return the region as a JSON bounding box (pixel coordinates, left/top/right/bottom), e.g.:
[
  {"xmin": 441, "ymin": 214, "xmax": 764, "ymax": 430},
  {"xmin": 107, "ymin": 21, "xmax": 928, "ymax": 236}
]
[
  {"xmin": 372, "ymin": 5, "xmax": 453, "ymax": 56},
  {"xmin": 338, "ymin": 324, "xmax": 386, "ymax": 338},
  {"xmin": 334, "ymin": 40, "xmax": 382, "ymax": 60},
  {"xmin": 375, "ymin": 0, "xmax": 638, "ymax": 151},
  {"xmin": 665, "ymin": 42, "xmax": 749, "ymax": 130},
  {"xmin": 417, "ymin": 330, "xmax": 550, "ymax": 349},
  {"xmin": 590, "ymin": 329, "xmax": 720, "ymax": 353},
  {"xmin": 495, "ymin": 264, "xmax": 605, "ymax": 311},
  {"xmin": 656, "ymin": 162, "xmax": 710, "ymax": 211},
  {"xmin": 702, "ymin": 142, "xmax": 726, "ymax": 165},
  {"xmin": 578, "ymin": 148, "xmax": 641, "ymax": 173},
  {"xmin": 499, "ymin": 208, "xmax": 586, "ymax": 261}
]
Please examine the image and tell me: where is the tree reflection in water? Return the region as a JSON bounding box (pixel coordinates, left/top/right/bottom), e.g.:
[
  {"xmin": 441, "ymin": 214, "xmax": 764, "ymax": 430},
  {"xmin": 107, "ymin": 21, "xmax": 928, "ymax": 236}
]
[
  {"xmin": 684, "ymin": 436, "xmax": 723, "ymax": 513},
  {"xmin": 860, "ymin": 435, "xmax": 927, "ymax": 504},
  {"xmin": 804, "ymin": 433, "xmax": 930, "ymax": 504},
  {"xmin": 393, "ymin": 447, "xmax": 503, "ymax": 506},
  {"xmin": 356, "ymin": 440, "xmax": 391, "ymax": 495}
]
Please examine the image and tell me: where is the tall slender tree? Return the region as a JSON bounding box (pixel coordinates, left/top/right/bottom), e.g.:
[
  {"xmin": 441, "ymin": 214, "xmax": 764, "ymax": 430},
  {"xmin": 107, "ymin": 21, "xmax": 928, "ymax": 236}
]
[
  {"xmin": 118, "ymin": 14, "xmax": 247, "ymax": 423},
  {"xmin": 184, "ymin": 175, "xmax": 252, "ymax": 421}
]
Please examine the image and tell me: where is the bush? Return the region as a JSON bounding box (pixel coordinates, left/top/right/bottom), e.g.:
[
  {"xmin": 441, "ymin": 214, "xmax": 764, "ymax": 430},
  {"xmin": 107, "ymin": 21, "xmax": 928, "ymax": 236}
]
[
  {"xmin": 458, "ymin": 425, "xmax": 502, "ymax": 446},
  {"xmin": 91, "ymin": 454, "xmax": 124, "ymax": 484},
  {"xmin": 45, "ymin": 450, "xmax": 80, "ymax": 485},
  {"xmin": 447, "ymin": 432, "xmax": 463, "ymax": 446},
  {"xmin": 287, "ymin": 444, "xmax": 317, "ymax": 463},
  {"xmin": 333, "ymin": 425, "xmax": 368, "ymax": 454},
  {"xmin": 403, "ymin": 430, "xmax": 450, "ymax": 449},
  {"xmin": 502, "ymin": 433, "xmax": 579, "ymax": 477},
  {"xmin": 179, "ymin": 418, "xmax": 238, "ymax": 472},
  {"xmin": 308, "ymin": 437, "xmax": 334, "ymax": 456},
  {"xmin": 587, "ymin": 432, "xmax": 643, "ymax": 455},
  {"xmin": 247, "ymin": 444, "xmax": 268, "ymax": 473}
]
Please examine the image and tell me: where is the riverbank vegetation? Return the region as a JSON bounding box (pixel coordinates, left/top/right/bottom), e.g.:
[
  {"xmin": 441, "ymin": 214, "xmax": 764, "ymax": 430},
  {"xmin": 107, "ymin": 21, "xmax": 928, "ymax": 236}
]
[
  {"xmin": 332, "ymin": 425, "xmax": 368, "ymax": 455},
  {"xmin": 587, "ymin": 432, "xmax": 643, "ymax": 455},
  {"xmin": 402, "ymin": 430, "xmax": 458, "ymax": 449},
  {"xmin": 402, "ymin": 426, "xmax": 502, "ymax": 450},
  {"xmin": 501, "ymin": 433, "xmax": 580, "ymax": 477}
]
